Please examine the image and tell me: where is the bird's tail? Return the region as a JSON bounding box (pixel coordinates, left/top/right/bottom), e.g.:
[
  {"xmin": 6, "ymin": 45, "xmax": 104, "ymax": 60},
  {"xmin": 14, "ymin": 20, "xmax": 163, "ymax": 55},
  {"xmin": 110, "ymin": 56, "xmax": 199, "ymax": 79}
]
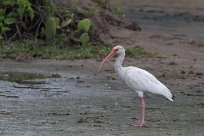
[
  {"xmin": 166, "ymin": 92, "xmax": 175, "ymax": 102},
  {"xmin": 168, "ymin": 97, "xmax": 174, "ymax": 102},
  {"xmin": 161, "ymin": 86, "xmax": 175, "ymax": 102}
]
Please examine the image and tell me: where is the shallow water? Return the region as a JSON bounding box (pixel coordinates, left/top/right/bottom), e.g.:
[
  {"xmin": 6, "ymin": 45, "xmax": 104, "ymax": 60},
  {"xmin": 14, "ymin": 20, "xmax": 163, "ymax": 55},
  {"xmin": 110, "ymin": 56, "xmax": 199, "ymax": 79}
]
[
  {"xmin": 115, "ymin": 0, "xmax": 204, "ymax": 42},
  {"xmin": 125, "ymin": 11, "xmax": 204, "ymax": 41}
]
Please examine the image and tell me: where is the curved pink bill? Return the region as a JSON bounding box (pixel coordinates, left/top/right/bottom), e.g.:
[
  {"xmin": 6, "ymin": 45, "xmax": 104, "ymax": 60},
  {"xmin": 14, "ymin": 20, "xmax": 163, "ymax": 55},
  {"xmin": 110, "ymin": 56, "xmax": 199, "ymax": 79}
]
[{"xmin": 99, "ymin": 50, "xmax": 117, "ymax": 71}]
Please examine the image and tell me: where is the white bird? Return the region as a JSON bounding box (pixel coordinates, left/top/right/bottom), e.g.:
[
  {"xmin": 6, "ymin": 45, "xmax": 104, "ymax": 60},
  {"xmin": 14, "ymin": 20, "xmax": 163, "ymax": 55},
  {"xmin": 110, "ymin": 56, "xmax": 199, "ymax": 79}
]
[{"xmin": 99, "ymin": 45, "xmax": 174, "ymax": 127}]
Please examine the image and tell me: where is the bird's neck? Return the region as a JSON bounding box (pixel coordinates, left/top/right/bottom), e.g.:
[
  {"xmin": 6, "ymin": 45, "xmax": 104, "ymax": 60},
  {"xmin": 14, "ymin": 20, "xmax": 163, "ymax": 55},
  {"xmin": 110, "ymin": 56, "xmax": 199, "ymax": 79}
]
[{"xmin": 114, "ymin": 54, "xmax": 125, "ymax": 73}]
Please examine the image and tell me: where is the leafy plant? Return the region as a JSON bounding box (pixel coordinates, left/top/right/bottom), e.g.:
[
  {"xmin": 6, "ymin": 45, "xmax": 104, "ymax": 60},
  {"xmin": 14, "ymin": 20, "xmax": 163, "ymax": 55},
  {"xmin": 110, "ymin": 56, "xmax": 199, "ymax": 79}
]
[
  {"xmin": 44, "ymin": 17, "xmax": 59, "ymax": 40},
  {"xmin": 80, "ymin": 32, "xmax": 90, "ymax": 46},
  {"xmin": 42, "ymin": 0, "xmax": 56, "ymax": 16},
  {"xmin": 0, "ymin": 0, "xmax": 93, "ymax": 47},
  {"xmin": 77, "ymin": 18, "xmax": 91, "ymax": 32},
  {"xmin": 17, "ymin": 0, "xmax": 35, "ymax": 20},
  {"xmin": 0, "ymin": 35, "xmax": 4, "ymax": 42},
  {"xmin": 0, "ymin": 7, "xmax": 15, "ymax": 39},
  {"xmin": 0, "ymin": 0, "xmax": 35, "ymax": 41},
  {"xmin": 61, "ymin": 16, "xmax": 73, "ymax": 28},
  {"xmin": 74, "ymin": 18, "xmax": 91, "ymax": 46}
]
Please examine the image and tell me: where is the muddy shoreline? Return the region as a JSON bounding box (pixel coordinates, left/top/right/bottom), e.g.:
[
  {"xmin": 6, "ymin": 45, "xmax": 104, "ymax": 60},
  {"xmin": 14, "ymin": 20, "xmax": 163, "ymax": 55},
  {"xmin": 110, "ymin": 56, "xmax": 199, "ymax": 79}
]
[
  {"xmin": 1, "ymin": 0, "xmax": 204, "ymax": 135},
  {"xmin": 0, "ymin": 54, "xmax": 203, "ymax": 136}
]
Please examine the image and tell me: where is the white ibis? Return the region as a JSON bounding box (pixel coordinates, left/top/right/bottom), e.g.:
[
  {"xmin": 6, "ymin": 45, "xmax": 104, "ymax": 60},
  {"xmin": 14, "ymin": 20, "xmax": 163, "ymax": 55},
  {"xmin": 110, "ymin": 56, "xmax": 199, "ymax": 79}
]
[{"xmin": 99, "ymin": 45, "xmax": 174, "ymax": 127}]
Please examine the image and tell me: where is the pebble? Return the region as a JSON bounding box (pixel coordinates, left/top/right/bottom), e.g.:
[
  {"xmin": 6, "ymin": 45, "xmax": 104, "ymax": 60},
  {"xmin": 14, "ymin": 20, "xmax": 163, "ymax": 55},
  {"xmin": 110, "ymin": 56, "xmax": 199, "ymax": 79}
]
[
  {"xmin": 180, "ymin": 70, "xmax": 185, "ymax": 74},
  {"xmin": 188, "ymin": 71, "xmax": 194, "ymax": 74},
  {"xmin": 51, "ymin": 73, "xmax": 61, "ymax": 78},
  {"xmin": 169, "ymin": 61, "xmax": 178, "ymax": 65},
  {"xmin": 196, "ymin": 72, "xmax": 203, "ymax": 75},
  {"xmin": 77, "ymin": 80, "xmax": 84, "ymax": 83}
]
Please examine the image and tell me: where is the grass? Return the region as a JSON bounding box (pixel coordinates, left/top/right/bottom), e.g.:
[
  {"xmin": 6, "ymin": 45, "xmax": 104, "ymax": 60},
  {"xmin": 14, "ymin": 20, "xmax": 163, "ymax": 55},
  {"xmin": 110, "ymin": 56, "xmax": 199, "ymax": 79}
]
[
  {"xmin": 126, "ymin": 47, "xmax": 161, "ymax": 58},
  {"xmin": 0, "ymin": 71, "xmax": 47, "ymax": 84},
  {"xmin": 0, "ymin": 39, "xmax": 160, "ymax": 60}
]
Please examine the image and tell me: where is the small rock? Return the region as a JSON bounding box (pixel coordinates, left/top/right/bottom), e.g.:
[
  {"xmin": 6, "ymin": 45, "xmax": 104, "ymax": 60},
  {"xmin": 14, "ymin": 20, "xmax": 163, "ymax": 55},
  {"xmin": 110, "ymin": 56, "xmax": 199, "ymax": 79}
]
[
  {"xmin": 94, "ymin": 120, "xmax": 104, "ymax": 123},
  {"xmin": 169, "ymin": 61, "xmax": 178, "ymax": 65},
  {"xmin": 188, "ymin": 71, "xmax": 194, "ymax": 74},
  {"xmin": 76, "ymin": 118, "xmax": 88, "ymax": 123},
  {"xmin": 51, "ymin": 73, "xmax": 61, "ymax": 78},
  {"xmin": 162, "ymin": 73, "xmax": 166, "ymax": 77},
  {"xmin": 111, "ymin": 77, "xmax": 116, "ymax": 80},
  {"xmin": 80, "ymin": 112, "xmax": 88, "ymax": 115},
  {"xmin": 180, "ymin": 76, "xmax": 185, "ymax": 79},
  {"xmin": 165, "ymin": 42, "xmax": 173, "ymax": 46},
  {"xmin": 172, "ymin": 119, "xmax": 179, "ymax": 122},
  {"xmin": 77, "ymin": 80, "xmax": 84, "ymax": 83},
  {"xmin": 76, "ymin": 76, "xmax": 80, "ymax": 79},
  {"xmin": 160, "ymin": 74, "xmax": 165, "ymax": 77},
  {"xmin": 93, "ymin": 124, "xmax": 102, "ymax": 127},
  {"xmin": 180, "ymin": 70, "xmax": 185, "ymax": 74},
  {"xmin": 196, "ymin": 72, "xmax": 203, "ymax": 75},
  {"xmin": 48, "ymin": 113, "xmax": 57, "ymax": 116}
]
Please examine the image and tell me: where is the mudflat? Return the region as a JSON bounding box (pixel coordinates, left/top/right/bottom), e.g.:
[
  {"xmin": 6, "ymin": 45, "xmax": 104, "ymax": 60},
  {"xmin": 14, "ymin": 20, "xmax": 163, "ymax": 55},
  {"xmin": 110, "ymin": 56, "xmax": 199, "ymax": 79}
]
[{"xmin": 0, "ymin": 0, "xmax": 204, "ymax": 135}]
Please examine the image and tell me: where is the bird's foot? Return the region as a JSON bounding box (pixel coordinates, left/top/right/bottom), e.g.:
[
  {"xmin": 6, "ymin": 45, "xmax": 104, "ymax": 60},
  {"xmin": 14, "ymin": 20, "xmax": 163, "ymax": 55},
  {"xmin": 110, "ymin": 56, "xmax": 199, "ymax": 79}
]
[{"xmin": 131, "ymin": 121, "xmax": 147, "ymax": 128}]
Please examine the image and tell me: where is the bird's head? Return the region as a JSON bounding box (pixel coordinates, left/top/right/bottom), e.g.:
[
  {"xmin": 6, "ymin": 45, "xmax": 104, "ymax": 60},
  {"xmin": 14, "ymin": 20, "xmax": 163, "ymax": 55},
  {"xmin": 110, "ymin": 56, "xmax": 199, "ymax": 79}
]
[
  {"xmin": 113, "ymin": 45, "xmax": 125, "ymax": 56},
  {"xmin": 99, "ymin": 45, "xmax": 125, "ymax": 71}
]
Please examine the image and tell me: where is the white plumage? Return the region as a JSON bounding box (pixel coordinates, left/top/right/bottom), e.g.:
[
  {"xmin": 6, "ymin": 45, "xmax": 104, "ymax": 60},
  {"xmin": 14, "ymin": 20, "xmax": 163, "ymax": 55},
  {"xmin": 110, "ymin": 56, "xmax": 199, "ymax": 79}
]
[
  {"xmin": 121, "ymin": 66, "xmax": 173, "ymax": 101},
  {"xmin": 99, "ymin": 45, "xmax": 174, "ymax": 127}
]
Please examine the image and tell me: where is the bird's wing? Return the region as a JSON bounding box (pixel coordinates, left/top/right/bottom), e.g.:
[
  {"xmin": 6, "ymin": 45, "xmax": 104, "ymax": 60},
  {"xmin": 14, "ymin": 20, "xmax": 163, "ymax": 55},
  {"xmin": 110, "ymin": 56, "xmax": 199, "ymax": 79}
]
[{"xmin": 122, "ymin": 66, "xmax": 169, "ymax": 94}]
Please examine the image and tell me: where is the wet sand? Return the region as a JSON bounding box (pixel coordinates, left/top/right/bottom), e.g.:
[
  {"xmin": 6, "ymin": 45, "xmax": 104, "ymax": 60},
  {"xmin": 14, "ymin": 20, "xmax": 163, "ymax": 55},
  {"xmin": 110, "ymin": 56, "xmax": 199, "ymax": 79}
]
[{"xmin": 0, "ymin": 52, "xmax": 203, "ymax": 136}]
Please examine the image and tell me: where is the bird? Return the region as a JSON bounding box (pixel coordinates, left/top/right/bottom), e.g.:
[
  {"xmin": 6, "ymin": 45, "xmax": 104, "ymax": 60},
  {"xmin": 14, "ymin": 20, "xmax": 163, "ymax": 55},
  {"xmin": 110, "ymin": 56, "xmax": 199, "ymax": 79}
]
[{"xmin": 99, "ymin": 45, "xmax": 174, "ymax": 127}]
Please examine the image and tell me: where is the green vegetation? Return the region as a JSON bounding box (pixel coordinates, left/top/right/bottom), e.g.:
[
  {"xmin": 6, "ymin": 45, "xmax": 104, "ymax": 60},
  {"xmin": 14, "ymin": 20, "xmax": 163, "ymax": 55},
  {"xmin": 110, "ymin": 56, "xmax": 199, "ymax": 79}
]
[
  {"xmin": 0, "ymin": 0, "xmax": 147, "ymax": 61},
  {"xmin": 0, "ymin": 71, "xmax": 47, "ymax": 84},
  {"xmin": 76, "ymin": 19, "xmax": 91, "ymax": 46},
  {"xmin": 0, "ymin": 39, "xmax": 160, "ymax": 60},
  {"xmin": 0, "ymin": 40, "xmax": 110, "ymax": 59},
  {"xmin": 0, "ymin": 0, "xmax": 35, "ymax": 41},
  {"xmin": 126, "ymin": 47, "xmax": 161, "ymax": 58},
  {"xmin": 0, "ymin": 0, "xmax": 92, "ymax": 46},
  {"xmin": 92, "ymin": 0, "xmax": 123, "ymax": 15}
]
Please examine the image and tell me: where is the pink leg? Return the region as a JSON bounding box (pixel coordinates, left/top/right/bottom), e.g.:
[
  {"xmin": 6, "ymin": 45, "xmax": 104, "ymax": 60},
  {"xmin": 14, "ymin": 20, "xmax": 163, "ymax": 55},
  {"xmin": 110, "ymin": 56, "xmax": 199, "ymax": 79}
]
[{"xmin": 132, "ymin": 97, "xmax": 146, "ymax": 127}]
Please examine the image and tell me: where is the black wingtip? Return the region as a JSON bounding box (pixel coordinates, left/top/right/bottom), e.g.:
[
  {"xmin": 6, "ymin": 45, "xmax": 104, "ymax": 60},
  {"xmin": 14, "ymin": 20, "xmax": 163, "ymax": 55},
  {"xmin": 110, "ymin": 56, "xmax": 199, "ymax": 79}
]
[{"xmin": 172, "ymin": 94, "xmax": 175, "ymax": 100}]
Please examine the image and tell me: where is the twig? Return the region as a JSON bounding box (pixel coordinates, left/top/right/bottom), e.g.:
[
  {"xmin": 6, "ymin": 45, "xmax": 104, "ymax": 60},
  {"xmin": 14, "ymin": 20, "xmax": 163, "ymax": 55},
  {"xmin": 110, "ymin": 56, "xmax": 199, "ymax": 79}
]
[
  {"xmin": 15, "ymin": 23, "xmax": 22, "ymax": 39},
  {"xmin": 35, "ymin": 21, "xmax": 42, "ymax": 41},
  {"xmin": 3, "ymin": 33, "xmax": 7, "ymax": 42},
  {"xmin": 28, "ymin": 19, "xmax": 41, "ymax": 31},
  {"xmin": 7, "ymin": 32, "xmax": 18, "ymax": 42}
]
